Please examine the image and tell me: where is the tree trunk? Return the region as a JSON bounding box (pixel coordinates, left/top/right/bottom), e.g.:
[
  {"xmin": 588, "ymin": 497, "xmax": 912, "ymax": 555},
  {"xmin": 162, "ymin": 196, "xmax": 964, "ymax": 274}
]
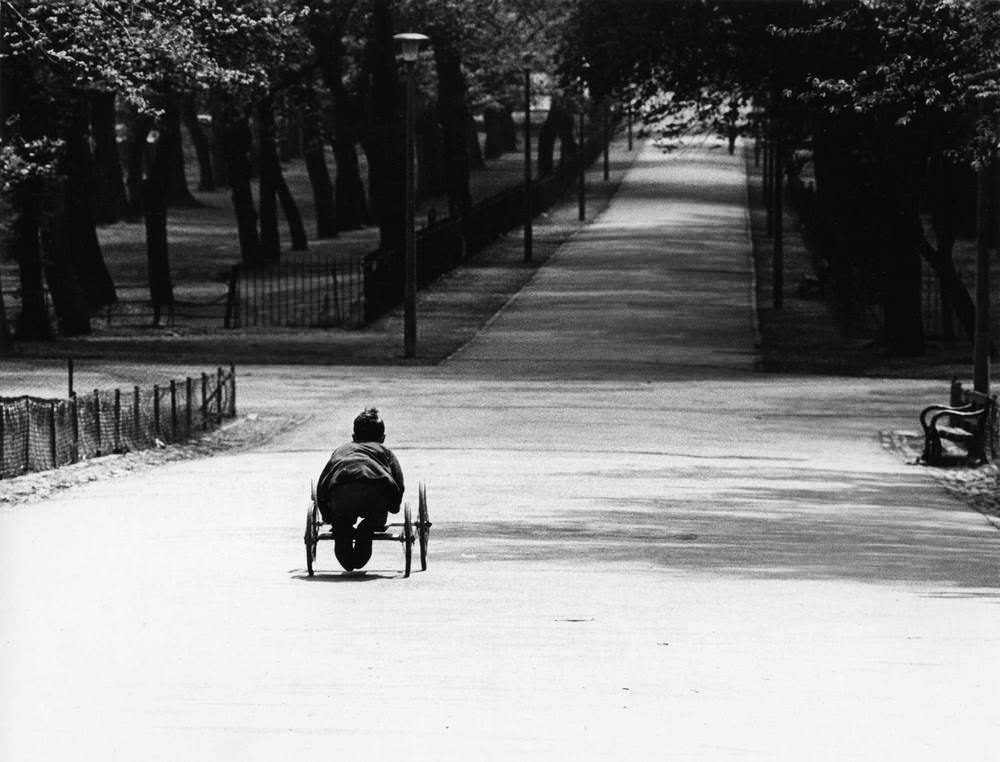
[
  {"xmin": 221, "ymin": 112, "xmax": 262, "ymax": 266},
  {"xmin": 257, "ymin": 98, "xmax": 281, "ymax": 262},
  {"xmin": 303, "ymin": 114, "xmax": 338, "ymax": 238},
  {"xmin": 877, "ymin": 141, "xmax": 925, "ymax": 356},
  {"xmin": 140, "ymin": 119, "xmax": 176, "ymax": 323},
  {"xmin": 276, "ymin": 168, "xmax": 308, "ymax": 251},
  {"xmin": 367, "ymin": 0, "xmax": 405, "ymax": 256},
  {"xmin": 181, "ymin": 97, "xmax": 215, "ymax": 191},
  {"xmin": 332, "ymin": 137, "xmax": 370, "ymax": 231},
  {"xmin": 483, "ymin": 101, "xmax": 517, "ymax": 158},
  {"xmin": 538, "ymin": 107, "xmax": 557, "ymax": 177},
  {"xmin": 483, "ymin": 102, "xmax": 506, "ymax": 159},
  {"xmin": 164, "ymin": 102, "xmax": 198, "ymax": 207},
  {"xmin": 919, "ymin": 234, "xmax": 974, "ymax": 340},
  {"xmin": 124, "ymin": 112, "xmax": 153, "ymax": 219},
  {"xmin": 416, "ymin": 102, "xmax": 446, "ymax": 198},
  {"xmin": 310, "ymin": 7, "xmax": 372, "ymax": 232},
  {"xmin": 90, "ymin": 91, "xmax": 129, "ymax": 224},
  {"xmin": 11, "ymin": 184, "xmax": 52, "ymax": 340},
  {"xmin": 433, "ymin": 38, "xmax": 473, "ymax": 219},
  {"xmin": 278, "ymin": 96, "xmax": 303, "ymax": 161},
  {"xmin": 466, "ymin": 112, "xmax": 483, "ymax": 170},
  {"xmin": 39, "ymin": 179, "xmax": 91, "ymax": 337},
  {"xmin": 56, "ymin": 97, "xmax": 116, "ymax": 312},
  {"xmin": 539, "ymin": 97, "xmax": 577, "ymax": 176},
  {"xmin": 210, "ymin": 105, "xmax": 229, "ymax": 188},
  {"xmin": 557, "ymin": 103, "xmax": 579, "ymax": 166}
]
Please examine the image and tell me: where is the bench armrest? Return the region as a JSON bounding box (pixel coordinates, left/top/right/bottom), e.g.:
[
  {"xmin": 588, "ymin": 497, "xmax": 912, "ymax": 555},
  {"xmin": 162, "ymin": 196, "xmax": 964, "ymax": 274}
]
[
  {"xmin": 929, "ymin": 407, "xmax": 988, "ymax": 430},
  {"xmin": 920, "ymin": 402, "xmax": 974, "ymax": 430}
]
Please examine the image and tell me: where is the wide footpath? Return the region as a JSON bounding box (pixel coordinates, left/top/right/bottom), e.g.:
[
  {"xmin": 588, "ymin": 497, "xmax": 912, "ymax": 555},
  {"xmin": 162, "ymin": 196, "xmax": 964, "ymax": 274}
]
[{"xmin": 3, "ymin": 135, "xmax": 999, "ymax": 762}]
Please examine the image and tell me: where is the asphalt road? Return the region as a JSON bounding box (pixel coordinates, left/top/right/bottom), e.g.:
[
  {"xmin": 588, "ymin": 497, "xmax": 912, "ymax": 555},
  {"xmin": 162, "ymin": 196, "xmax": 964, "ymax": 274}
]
[{"xmin": 3, "ymin": 138, "xmax": 998, "ymax": 761}]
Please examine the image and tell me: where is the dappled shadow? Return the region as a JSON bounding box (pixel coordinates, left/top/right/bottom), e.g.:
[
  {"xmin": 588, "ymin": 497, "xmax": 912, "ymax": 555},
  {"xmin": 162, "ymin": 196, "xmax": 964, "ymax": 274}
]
[{"xmin": 438, "ymin": 466, "xmax": 1000, "ymax": 595}]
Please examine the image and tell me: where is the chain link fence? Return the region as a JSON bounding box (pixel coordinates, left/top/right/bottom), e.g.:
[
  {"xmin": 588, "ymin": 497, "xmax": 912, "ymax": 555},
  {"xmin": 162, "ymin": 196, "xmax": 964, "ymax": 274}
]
[{"xmin": 0, "ymin": 366, "xmax": 237, "ymax": 479}]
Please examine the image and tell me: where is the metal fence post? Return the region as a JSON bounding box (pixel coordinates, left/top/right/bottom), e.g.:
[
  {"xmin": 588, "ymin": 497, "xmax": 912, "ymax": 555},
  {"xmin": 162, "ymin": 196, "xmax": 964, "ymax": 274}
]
[
  {"xmin": 70, "ymin": 393, "xmax": 79, "ymax": 462},
  {"xmin": 185, "ymin": 377, "xmax": 193, "ymax": 437},
  {"xmin": 216, "ymin": 367, "xmax": 224, "ymax": 424},
  {"xmin": 49, "ymin": 400, "xmax": 57, "ymax": 468},
  {"xmin": 229, "ymin": 364, "xmax": 236, "ymax": 416},
  {"xmin": 170, "ymin": 380, "xmax": 177, "ymax": 441},
  {"xmin": 113, "ymin": 388, "xmax": 121, "ymax": 453},
  {"xmin": 153, "ymin": 384, "xmax": 160, "ymax": 438},
  {"xmin": 133, "ymin": 386, "xmax": 141, "ymax": 445},
  {"xmin": 201, "ymin": 373, "xmax": 208, "ymax": 429},
  {"xmin": 94, "ymin": 389, "xmax": 102, "ymax": 457},
  {"xmin": 0, "ymin": 399, "xmax": 5, "ymax": 479},
  {"xmin": 23, "ymin": 400, "xmax": 29, "ymax": 473}
]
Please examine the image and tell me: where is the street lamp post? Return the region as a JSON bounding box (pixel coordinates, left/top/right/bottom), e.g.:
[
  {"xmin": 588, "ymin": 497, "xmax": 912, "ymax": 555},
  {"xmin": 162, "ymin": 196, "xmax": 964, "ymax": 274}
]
[
  {"xmin": 394, "ymin": 32, "xmax": 429, "ymax": 359},
  {"xmin": 974, "ymin": 158, "xmax": 991, "ymax": 393},
  {"xmin": 965, "ymin": 63, "xmax": 1000, "ymax": 393},
  {"xmin": 578, "ymin": 63, "xmax": 589, "ymax": 222},
  {"xmin": 0, "ymin": 3, "xmax": 11, "ymax": 352},
  {"xmin": 577, "ymin": 106, "xmax": 586, "ymax": 221},
  {"xmin": 602, "ymin": 100, "xmax": 609, "ymax": 181},
  {"xmin": 523, "ymin": 65, "xmax": 533, "ymax": 263},
  {"xmin": 626, "ymin": 95, "xmax": 633, "ymax": 152}
]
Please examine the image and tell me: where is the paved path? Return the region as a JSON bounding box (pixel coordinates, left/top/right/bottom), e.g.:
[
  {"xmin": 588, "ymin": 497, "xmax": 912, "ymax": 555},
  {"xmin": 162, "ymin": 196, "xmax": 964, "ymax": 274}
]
[
  {"xmin": 449, "ymin": 136, "xmax": 759, "ymax": 378},
  {"xmin": 2, "ymin": 136, "xmax": 999, "ymax": 762}
]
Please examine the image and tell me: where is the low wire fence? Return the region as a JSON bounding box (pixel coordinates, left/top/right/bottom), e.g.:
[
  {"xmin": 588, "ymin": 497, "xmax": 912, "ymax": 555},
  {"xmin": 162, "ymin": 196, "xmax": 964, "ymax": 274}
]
[{"xmin": 0, "ymin": 365, "xmax": 237, "ymax": 479}]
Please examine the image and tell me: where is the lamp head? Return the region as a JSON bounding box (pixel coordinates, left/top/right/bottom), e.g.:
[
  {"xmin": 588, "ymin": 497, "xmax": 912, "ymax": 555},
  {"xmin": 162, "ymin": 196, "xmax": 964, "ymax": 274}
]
[{"xmin": 394, "ymin": 32, "xmax": 429, "ymax": 63}]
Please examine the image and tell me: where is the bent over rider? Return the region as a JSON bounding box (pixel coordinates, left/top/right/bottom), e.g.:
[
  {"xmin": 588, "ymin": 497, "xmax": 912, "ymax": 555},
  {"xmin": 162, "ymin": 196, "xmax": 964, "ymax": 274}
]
[{"xmin": 316, "ymin": 408, "xmax": 405, "ymax": 571}]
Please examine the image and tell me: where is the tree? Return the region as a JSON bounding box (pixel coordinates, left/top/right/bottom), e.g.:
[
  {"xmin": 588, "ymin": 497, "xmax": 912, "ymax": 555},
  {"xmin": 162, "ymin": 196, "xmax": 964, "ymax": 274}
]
[
  {"xmin": 559, "ymin": 0, "xmax": 1000, "ymax": 357},
  {"xmin": 307, "ymin": 0, "xmax": 372, "ymax": 233}
]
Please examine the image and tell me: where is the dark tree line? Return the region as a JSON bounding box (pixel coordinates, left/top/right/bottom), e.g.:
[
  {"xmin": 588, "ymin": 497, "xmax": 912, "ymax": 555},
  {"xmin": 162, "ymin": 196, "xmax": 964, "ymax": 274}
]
[
  {"xmin": 560, "ymin": 0, "xmax": 1000, "ymax": 357},
  {"xmin": 0, "ymin": 0, "xmax": 576, "ymax": 345}
]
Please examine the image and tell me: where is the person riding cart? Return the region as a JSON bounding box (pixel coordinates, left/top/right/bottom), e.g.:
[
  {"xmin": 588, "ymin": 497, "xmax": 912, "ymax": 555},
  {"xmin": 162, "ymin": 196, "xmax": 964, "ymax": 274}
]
[{"xmin": 316, "ymin": 408, "xmax": 405, "ymax": 571}]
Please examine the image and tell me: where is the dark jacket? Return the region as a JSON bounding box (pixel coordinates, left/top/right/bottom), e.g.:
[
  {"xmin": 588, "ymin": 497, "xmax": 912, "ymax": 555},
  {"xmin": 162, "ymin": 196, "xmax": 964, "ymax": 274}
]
[{"xmin": 317, "ymin": 441, "xmax": 405, "ymax": 511}]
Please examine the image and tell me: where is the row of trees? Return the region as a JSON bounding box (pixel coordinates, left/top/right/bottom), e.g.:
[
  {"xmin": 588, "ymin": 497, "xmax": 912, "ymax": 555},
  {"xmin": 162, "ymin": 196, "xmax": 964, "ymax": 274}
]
[
  {"xmin": 9, "ymin": 1, "xmax": 995, "ymax": 358},
  {"xmin": 562, "ymin": 0, "xmax": 1000, "ymax": 356},
  {"xmin": 0, "ymin": 0, "xmax": 584, "ymax": 346}
]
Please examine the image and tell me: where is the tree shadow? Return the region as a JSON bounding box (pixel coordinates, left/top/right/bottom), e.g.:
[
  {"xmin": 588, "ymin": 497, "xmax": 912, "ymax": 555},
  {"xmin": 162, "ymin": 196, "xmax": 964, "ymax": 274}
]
[{"xmin": 439, "ymin": 465, "xmax": 1000, "ymax": 596}]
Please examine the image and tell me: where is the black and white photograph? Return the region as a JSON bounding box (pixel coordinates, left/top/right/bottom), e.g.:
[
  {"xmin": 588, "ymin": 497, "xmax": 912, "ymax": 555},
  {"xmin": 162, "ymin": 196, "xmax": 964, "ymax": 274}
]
[{"xmin": 1, "ymin": 1, "xmax": 999, "ymax": 759}]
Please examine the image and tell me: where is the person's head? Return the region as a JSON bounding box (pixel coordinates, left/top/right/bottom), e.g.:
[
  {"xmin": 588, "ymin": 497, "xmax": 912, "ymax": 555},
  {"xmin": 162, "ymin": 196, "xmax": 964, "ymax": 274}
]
[{"xmin": 352, "ymin": 407, "xmax": 386, "ymax": 443}]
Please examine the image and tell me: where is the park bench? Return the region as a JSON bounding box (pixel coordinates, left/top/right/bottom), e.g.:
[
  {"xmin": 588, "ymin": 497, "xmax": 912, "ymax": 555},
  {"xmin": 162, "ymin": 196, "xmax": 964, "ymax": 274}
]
[{"xmin": 920, "ymin": 380, "xmax": 997, "ymax": 466}]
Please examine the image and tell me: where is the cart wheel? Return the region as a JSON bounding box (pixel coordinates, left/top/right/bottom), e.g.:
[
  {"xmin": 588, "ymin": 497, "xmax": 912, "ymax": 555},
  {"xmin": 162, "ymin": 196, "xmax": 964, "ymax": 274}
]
[
  {"xmin": 403, "ymin": 503, "xmax": 413, "ymax": 578},
  {"xmin": 418, "ymin": 482, "xmax": 430, "ymax": 572},
  {"xmin": 304, "ymin": 499, "xmax": 319, "ymax": 577}
]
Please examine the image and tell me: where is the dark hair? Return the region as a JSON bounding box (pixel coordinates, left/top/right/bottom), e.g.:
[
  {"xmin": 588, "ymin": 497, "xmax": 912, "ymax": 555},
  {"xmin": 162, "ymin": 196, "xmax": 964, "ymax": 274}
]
[{"xmin": 353, "ymin": 407, "xmax": 385, "ymax": 443}]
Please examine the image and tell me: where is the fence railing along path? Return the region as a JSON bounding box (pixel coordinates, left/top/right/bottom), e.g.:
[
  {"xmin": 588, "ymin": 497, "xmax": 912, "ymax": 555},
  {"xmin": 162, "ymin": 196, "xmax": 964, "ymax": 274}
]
[
  {"xmin": 2, "ymin": 120, "xmax": 618, "ymax": 335},
  {"xmin": 0, "ymin": 366, "xmax": 237, "ymax": 479}
]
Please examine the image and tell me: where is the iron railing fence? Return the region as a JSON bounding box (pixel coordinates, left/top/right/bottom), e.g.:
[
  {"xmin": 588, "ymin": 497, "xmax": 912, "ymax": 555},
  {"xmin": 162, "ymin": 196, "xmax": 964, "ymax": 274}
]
[
  {"xmin": 3, "ymin": 122, "xmax": 615, "ymax": 334},
  {"xmin": 0, "ymin": 366, "xmax": 236, "ymax": 479},
  {"xmin": 224, "ymin": 256, "xmax": 365, "ymax": 329},
  {"xmin": 363, "ymin": 128, "xmax": 612, "ymax": 323}
]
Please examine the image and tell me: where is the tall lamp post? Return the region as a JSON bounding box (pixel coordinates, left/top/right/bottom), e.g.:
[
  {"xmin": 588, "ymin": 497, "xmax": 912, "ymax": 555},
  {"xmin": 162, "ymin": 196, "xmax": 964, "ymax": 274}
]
[
  {"xmin": 0, "ymin": 2, "xmax": 11, "ymax": 352},
  {"xmin": 965, "ymin": 64, "xmax": 1000, "ymax": 393},
  {"xmin": 394, "ymin": 32, "xmax": 429, "ymax": 359},
  {"xmin": 627, "ymin": 96, "xmax": 633, "ymax": 152},
  {"xmin": 973, "ymin": 94, "xmax": 997, "ymax": 394},
  {"xmin": 523, "ymin": 60, "xmax": 533, "ymax": 263},
  {"xmin": 578, "ymin": 61, "xmax": 590, "ymax": 222},
  {"xmin": 602, "ymin": 99, "xmax": 609, "ymax": 181}
]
